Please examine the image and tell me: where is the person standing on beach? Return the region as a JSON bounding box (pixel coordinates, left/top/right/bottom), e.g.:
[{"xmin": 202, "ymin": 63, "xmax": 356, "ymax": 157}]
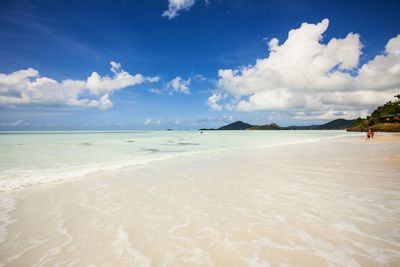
[
  {"xmin": 366, "ymin": 129, "xmax": 372, "ymax": 140},
  {"xmin": 371, "ymin": 129, "xmax": 375, "ymax": 139}
]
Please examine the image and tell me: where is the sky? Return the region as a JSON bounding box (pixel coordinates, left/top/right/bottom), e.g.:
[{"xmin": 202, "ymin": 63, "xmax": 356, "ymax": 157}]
[{"xmin": 0, "ymin": 0, "xmax": 399, "ymax": 130}]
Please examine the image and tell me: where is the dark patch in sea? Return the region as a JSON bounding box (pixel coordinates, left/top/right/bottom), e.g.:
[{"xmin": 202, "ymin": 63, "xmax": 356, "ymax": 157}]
[
  {"xmin": 142, "ymin": 148, "xmax": 183, "ymax": 153},
  {"xmin": 126, "ymin": 140, "xmax": 135, "ymax": 143},
  {"xmin": 142, "ymin": 148, "xmax": 161, "ymax": 152},
  {"xmin": 178, "ymin": 142, "xmax": 200, "ymax": 146},
  {"xmin": 81, "ymin": 142, "xmax": 92, "ymax": 146}
]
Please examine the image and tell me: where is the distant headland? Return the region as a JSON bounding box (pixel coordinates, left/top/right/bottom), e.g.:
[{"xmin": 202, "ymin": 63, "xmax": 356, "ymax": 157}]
[
  {"xmin": 200, "ymin": 95, "xmax": 400, "ymax": 132},
  {"xmin": 199, "ymin": 118, "xmax": 356, "ymax": 131}
]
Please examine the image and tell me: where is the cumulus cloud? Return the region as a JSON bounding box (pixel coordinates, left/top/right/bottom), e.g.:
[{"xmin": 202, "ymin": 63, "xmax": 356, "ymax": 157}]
[
  {"xmin": 148, "ymin": 76, "xmax": 192, "ymax": 95},
  {"xmin": 165, "ymin": 76, "xmax": 191, "ymax": 94},
  {"xmin": 0, "ymin": 62, "xmax": 159, "ymax": 110},
  {"xmin": 292, "ymin": 109, "xmax": 370, "ymax": 120},
  {"xmin": 162, "ymin": 0, "xmax": 195, "ymax": 19},
  {"xmin": 207, "ymin": 93, "xmax": 223, "ymax": 110},
  {"xmin": 213, "ymin": 19, "xmax": 400, "ymax": 118}
]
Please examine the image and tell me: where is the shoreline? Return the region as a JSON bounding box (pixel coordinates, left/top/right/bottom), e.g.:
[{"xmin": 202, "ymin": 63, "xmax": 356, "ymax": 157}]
[
  {"xmin": 349, "ymin": 132, "xmax": 400, "ymax": 144},
  {"xmin": 0, "ymin": 131, "xmax": 364, "ymax": 193}
]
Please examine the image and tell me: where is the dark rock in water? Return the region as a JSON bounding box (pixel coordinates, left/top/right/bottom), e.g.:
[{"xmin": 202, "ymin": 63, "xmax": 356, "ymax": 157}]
[
  {"xmin": 81, "ymin": 142, "xmax": 92, "ymax": 146},
  {"xmin": 126, "ymin": 140, "xmax": 135, "ymax": 143}
]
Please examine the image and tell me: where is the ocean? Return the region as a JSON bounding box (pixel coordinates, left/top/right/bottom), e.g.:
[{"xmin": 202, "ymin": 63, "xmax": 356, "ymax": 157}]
[{"xmin": 0, "ymin": 130, "xmax": 350, "ymax": 192}]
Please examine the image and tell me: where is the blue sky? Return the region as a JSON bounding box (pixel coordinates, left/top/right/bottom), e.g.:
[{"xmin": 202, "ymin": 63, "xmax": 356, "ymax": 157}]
[{"xmin": 0, "ymin": 0, "xmax": 399, "ymax": 130}]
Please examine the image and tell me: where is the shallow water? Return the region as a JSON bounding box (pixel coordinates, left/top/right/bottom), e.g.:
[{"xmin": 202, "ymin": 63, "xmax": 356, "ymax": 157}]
[
  {"xmin": 0, "ymin": 130, "xmax": 350, "ymax": 191},
  {"xmin": 0, "ymin": 132, "xmax": 399, "ymax": 266}
]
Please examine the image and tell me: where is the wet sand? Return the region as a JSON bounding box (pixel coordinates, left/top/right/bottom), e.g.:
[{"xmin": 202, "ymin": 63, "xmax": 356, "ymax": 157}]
[
  {"xmin": 353, "ymin": 132, "xmax": 400, "ymax": 144},
  {"xmin": 0, "ymin": 135, "xmax": 400, "ymax": 266}
]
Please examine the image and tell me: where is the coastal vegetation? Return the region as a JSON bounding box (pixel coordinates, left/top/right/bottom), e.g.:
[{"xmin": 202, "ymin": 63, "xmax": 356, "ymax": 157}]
[
  {"xmin": 347, "ymin": 95, "xmax": 400, "ymax": 132},
  {"xmin": 248, "ymin": 123, "xmax": 282, "ymax": 130}
]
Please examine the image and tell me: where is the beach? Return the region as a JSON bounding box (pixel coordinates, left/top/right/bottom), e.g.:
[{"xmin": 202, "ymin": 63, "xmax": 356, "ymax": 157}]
[{"xmin": 0, "ymin": 131, "xmax": 399, "ymax": 266}]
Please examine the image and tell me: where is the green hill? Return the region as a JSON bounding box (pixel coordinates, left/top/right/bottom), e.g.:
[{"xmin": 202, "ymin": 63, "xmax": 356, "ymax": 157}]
[
  {"xmin": 218, "ymin": 121, "xmax": 254, "ymax": 130},
  {"xmin": 347, "ymin": 95, "xmax": 400, "ymax": 132},
  {"xmin": 248, "ymin": 123, "xmax": 282, "ymax": 130},
  {"xmin": 200, "ymin": 119, "xmax": 356, "ymax": 131},
  {"xmin": 285, "ymin": 119, "xmax": 355, "ymax": 130},
  {"xmin": 314, "ymin": 119, "xmax": 356, "ymax": 130}
]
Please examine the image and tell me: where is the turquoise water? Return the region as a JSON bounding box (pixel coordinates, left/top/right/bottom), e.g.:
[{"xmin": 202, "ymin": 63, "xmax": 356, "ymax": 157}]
[{"xmin": 0, "ymin": 130, "xmax": 355, "ymax": 191}]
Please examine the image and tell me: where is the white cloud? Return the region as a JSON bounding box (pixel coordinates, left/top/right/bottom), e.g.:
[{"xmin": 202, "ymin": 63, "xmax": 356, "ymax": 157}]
[
  {"xmin": 292, "ymin": 109, "xmax": 370, "ymax": 121},
  {"xmin": 207, "ymin": 93, "xmax": 223, "ymax": 110},
  {"xmin": 144, "ymin": 118, "xmax": 161, "ymax": 126},
  {"xmin": 148, "ymin": 88, "xmax": 163, "ymax": 95},
  {"xmin": 0, "ymin": 62, "xmax": 159, "ymax": 110},
  {"xmin": 86, "ymin": 61, "xmax": 148, "ymax": 95},
  {"xmin": 0, "ymin": 119, "xmax": 29, "ymax": 127},
  {"xmin": 223, "ymin": 115, "xmax": 234, "ymax": 122},
  {"xmin": 215, "ymin": 19, "xmax": 400, "ymax": 118},
  {"xmin": 162, "ymin": 0, "xmax": 195, "ymax": 19},
  {"xmin": 166, "ymin": 76, "xmax": 191, "ymax": 94},
  {"xmin": 357, "ymin": 35, "xmax": 400, "ymax": 91},
  {"xmin": 194, "ymin": 74, "xmax": 207, "ymax": 81},
  {"xmin": 148, "ymin": 77, "xmax": 192, "ymax": 96},
  {"xmin": 146, "ymin": 76, "xmax": 161, "ymax": 83},
  {"xmin": 144, "ymin": 118, "xmax": 152, "ymax": 125},
  {"xmin": 266, "ymin": 111, "xmax": 286, "ymax": 122}
]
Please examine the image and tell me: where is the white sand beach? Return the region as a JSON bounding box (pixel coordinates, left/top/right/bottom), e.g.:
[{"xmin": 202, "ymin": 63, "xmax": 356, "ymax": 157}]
[{"xmin": 0, "ymin": 132, "xmax": 399, "ymax": 267}]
